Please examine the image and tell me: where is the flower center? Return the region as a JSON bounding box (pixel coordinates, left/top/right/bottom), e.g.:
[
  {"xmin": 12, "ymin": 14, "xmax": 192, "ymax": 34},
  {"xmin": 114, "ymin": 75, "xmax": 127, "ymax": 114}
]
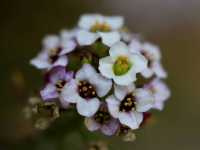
[
  {"xmin": 119, "ymin": 94, "xmax": 136, "ymax": 112},
  {"xmin": 90, "ymin": 22, "xmax": 111, "ymax": 32},
  {"xmin": 48, "ymin": 47, "xmax": 61, "ymax": 63},
  {"xmin": 55, "ymin": 80, "xmax": 66, "ymax": 93},
  {"xmin": 94, "ymin": 110, "xmax": 111, "ymax": 124},
  {"xmin": 113, "ymin": 56, "xmax": 132, "ymax": 76},
  {"xmin": 78, "ymin": 81, "xmax": 97, "ymax": 99}
]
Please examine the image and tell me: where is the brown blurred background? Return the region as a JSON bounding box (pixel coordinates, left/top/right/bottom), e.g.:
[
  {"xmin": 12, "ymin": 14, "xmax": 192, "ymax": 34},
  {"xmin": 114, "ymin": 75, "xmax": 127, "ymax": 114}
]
[{"xmin": 0, "ymin": 0, "xmax": 200, "ymax": 150}]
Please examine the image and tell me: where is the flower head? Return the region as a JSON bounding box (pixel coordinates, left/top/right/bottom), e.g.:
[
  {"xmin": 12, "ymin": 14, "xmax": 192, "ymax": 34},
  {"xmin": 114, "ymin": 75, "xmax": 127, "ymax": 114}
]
[
  {"xmin": 61, "ymin": 64, "xmax": 112, "ymax": 117},
  {"xmin": 99, "ymin": 42, "xmax": 147, "ymax": 85},
  {"xmin": 76, "ymin": 14, "xmax": 124, "ymax": 47},
  {"xmin": 106, "ymin": 84, "xmax": 154, "ymax": 129}
]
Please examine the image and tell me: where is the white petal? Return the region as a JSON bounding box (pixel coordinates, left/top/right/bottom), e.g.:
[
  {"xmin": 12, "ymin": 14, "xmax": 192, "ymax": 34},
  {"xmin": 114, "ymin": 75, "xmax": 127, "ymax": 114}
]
[
  {"xmin": 153, "ymin": 101, "xmax": 164, "ymax": 111},
  {"xmin": 53, "ymin": 55, "xmax": 68, "ymax": 68},
  {"xmin": 109, "ymin": 42, "xmax": 130, "ymax": 60},
  {"xmin": 105, "ymin": 16, "xmax": 124, "ymax": 30},
  {"xmin": 135, "ymin": 88, "xmax": 155, "ymax": 112},
  {"xmin": 114, "ymin": 84, "xmax": 135, "ymax": 100},
  {"xmin": 152, "ymin": 62, "xmax": 167, "ymax": 78},
  {"xmin": 106, "ymin": 95, "xmax": 120, "ymax": 118},
  {"xmin": 42, "ymin": 35, "xmax": 60, "ymax": 49},
  {"xmin": 78, "ymin": 14, "xmax": 104, "ymax": 30},
  {"xmin": 30, "ymin": 51, "xmax": 51, "ymax": 69},
  {"xmin": 61, "ymin": 80, "xmax": 79, "ymax": 103},
  {"xmin": 59, "ymin": 39, "xmax": 76, "ymax": 55},
  {"xmin": 99, "ymin": 32, "xmax": 121, "ymax": 47},
  {"xmin": 60, "ymin": 29, "xmax": 77, "ymax": 40},
  {"xmin": 141, "ymin": 68, "xmax": 154, "ymax": 78},
  {"xmin": 129, "ymin": 39, "xmax": 143, "ymax": 54},
  {"xmin": 77, "ymin": 98, "xmax": 100, "ymax": 117},
  {"xmin": 90, "ymin": 74, "xmax": 112, "ymax": 97},
  {"xmin": 76, "ymin": 64, "xmax": 96, "ymax": 81},
  {"xmin": 113, "ymin": 68, "xmax": 137, "ymax": 86},
  {"xmin": 99, "ymin": 56, "xmax": 114, "ymax": 79},
  {"xmin": 129, "ymin": 54, "xmax": 147, "ymax": 73},
  {"xmin": 84, "ymin": 118, "xmax": 100, "ymax": 131},
  {"xmin": 118, "ymin": 112, "xmax": 143, "ymax": 129},
  {"xmin": 150, "ymin": 79, "xmax": 170, "ymax": 102},
  {"xmin": 76, "ymin": 30, "xmax": 99, "ymax": 46}
]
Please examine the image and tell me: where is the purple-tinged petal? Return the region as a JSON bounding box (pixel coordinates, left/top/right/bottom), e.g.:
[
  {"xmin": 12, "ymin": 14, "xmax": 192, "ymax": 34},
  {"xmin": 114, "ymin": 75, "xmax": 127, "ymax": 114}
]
[
  {"xmin": 77, "ymin": 98, "xmax": 100, "ymax": 117},
  {"xmin": 118, "ymin": 111, "xmax": 143, "ymax": 130},
  {"xmin": 84, "ymin": 118, "xmax": 100, "ymax": 131},
  {"xmin": 40, "ymin": 83, "xmax": 58, "ymax": 100},
  {"xmin": 49, "ymin": 66, "xmax": 66, "ymax": 84},
  {"xmin": 101, "ymin": 119, "xmax": 119, "ymax": 136}
]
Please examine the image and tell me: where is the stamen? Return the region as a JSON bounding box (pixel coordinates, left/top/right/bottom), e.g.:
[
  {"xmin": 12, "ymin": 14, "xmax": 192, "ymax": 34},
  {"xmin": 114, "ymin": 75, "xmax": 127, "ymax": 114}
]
[
  {"xmin": 78, "ymin": 81, "xmax": 97, "ymax": 99},
  {"xmin": 119, "ymin": 94, "xmax": 136, "ymax": 112}
]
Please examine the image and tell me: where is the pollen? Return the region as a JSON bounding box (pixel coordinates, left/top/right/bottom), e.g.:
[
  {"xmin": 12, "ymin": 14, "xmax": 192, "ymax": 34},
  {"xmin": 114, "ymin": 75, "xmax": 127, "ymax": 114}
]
[
  {"xmin": 90, "ymin": 22, "xmax": 111, "ymax": 32},
  {"xmin": 119, "ymin": 94, "xmax": 136, "ymax": 112},
  {"xmin": 78, "ymin": 81, "xmax": 97, "ymax": 99},
  {"xmin": 113, "ymin": 56, "xmax": 132, "ymax": 76}
]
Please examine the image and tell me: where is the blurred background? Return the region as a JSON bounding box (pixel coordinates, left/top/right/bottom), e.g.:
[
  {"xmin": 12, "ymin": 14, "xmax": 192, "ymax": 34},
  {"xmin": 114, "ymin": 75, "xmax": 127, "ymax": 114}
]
[{"xmin": 0, "ymin": 0, "xmax": 200, "ymax": 149}]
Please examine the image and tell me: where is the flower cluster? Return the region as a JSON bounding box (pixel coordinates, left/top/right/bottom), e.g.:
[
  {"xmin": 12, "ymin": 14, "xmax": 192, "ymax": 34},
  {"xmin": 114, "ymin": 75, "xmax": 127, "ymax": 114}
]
[{"xmin": 30, "ymin": 14, "xmax": 170, "ymax": 139}]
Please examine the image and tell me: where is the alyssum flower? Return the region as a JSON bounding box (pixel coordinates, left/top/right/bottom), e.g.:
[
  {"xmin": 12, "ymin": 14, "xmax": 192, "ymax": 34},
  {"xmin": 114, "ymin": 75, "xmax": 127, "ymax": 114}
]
[
  {"xmin": 31, "ymin": 34, "xmax": 76, "ymax": 70},
  {"xmin": 61, "ymin": 64, "xmax": 112, "ymax": 117},
  {"xmin": 77, "ymin": 14, "xmax": 124, "ymax": 47},
  {"xmin": 40, "ymin": 66, "xmax": 74, "ymax": 108},
  {"xmin": 106, "ymin": 84, "xmax": 154, "ymax": 129},
  {"xmin": 84, "ymin": 103, "xmax": 119, "ymax": 136},
  {"xmin": 129, "ymin": 39, "xmax": 167, "ymax": 78},
  {"xmin": 99, "ymin": 42, "xmax": 147, "ymax": 86},
  {"xmin": 144, "ymin": 78, "xmax": 170, "ymax": 110}
]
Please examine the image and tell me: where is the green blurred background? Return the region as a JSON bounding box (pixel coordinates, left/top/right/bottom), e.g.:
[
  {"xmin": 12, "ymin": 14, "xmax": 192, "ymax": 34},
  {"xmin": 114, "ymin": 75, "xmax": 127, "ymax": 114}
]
[{"xmin": 0, "ymin": 0, "xmax": 200, "ymax": 149}]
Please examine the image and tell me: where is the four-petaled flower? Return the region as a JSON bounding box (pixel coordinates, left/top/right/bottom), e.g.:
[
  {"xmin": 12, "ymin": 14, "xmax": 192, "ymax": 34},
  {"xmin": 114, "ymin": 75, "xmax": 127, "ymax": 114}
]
[
  {"xmin": 129, "ymin": 39, "xmax": 167, "ymax": 78},
  {"xmin": 99, "ymin": 42, "xmax": 147, "ymax": 86},
  {"xmin": 40, "ymin": 66, "xmax": 74, "ymax": 108},
  {"xmin": 30, "ymin": 34, "xmax": 76, "ymax": 70},
  {"xmin": 76, "ymin": 14, "xmax": 124, "ymax": 47},
  {"xmin": 84, "ymin": 103, "xmax": 119, "ymax": 136},
  {"xmin": 106, "ymin": 84, "xmax": 154, "ymax": 129},
  {"xmin": 61, "ymin": 64, "xmax": 112, "ymax": 117},
  {"xmin": 144, "ymin": 78, "xmax": 170, "ymax": 110}
]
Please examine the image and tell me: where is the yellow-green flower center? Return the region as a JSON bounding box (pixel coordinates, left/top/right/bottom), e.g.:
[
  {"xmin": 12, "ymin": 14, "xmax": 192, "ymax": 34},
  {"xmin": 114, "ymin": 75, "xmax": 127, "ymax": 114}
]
[
  {"xmin": 113, "ymin": 56, "xmax": 132, "ymax": 76},
  {"xmin": 90, "ymin": 22, "xmax": 111, "ymax": 32}
]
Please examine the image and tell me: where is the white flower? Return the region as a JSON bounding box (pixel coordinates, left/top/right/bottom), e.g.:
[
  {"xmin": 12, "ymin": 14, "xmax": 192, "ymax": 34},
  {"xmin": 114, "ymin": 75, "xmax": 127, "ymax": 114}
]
[
  {"xmin": 129, "ymin": 40, "xmax": 167, "ymax": 78},
  {"xmin": 61, "ymin": 64, "xmax": 112, "ymax": 117},
  {"xmin": 144, "ymin": 78, "xmax": 170, "ymax": 110},
  {"xmin": 106, "ymin": 84, "xmax": 154, "ymax": 129},
  {"xmin": 30, "ymin": 35, "xmax": 76, "ymax": 70},
  {"xmin": 76, "ymin": 14, "xmax": 124, "ymax": 47},
  {"xmin": 99, "ymin": 42, "xmax": 147, "ymax": 86}
]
